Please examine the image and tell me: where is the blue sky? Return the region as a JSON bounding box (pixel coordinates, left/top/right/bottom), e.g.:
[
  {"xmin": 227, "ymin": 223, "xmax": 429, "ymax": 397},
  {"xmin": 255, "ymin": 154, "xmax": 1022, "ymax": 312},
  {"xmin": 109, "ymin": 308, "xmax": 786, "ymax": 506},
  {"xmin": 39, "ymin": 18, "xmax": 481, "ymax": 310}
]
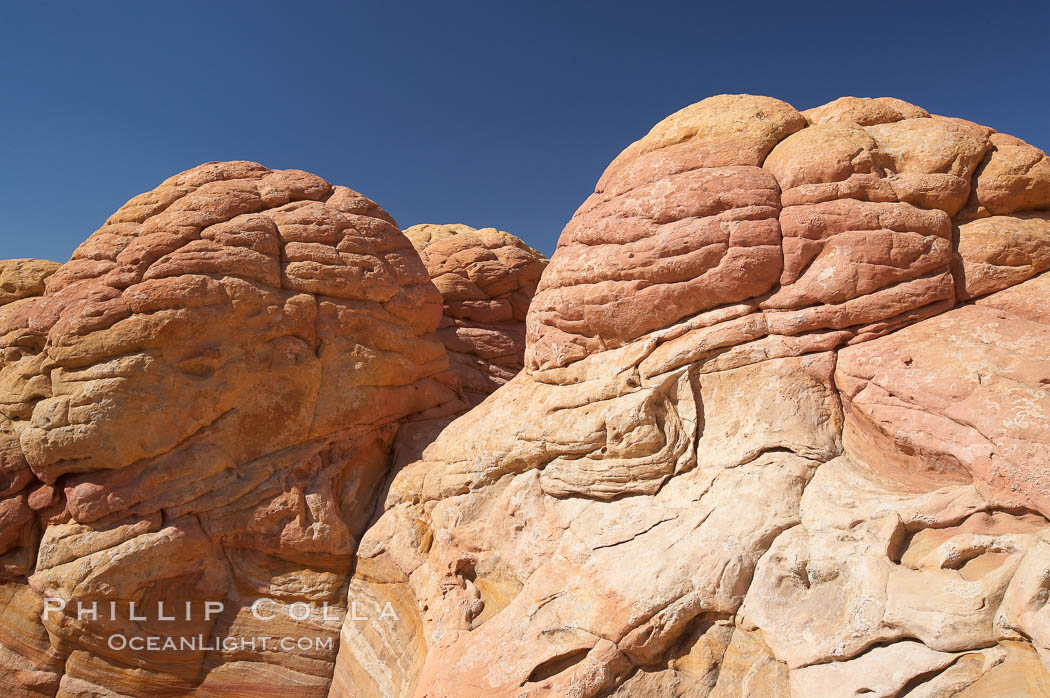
[{"xmin": 2, "ymin": 1, "xmax": 1048, "ymax": 260}]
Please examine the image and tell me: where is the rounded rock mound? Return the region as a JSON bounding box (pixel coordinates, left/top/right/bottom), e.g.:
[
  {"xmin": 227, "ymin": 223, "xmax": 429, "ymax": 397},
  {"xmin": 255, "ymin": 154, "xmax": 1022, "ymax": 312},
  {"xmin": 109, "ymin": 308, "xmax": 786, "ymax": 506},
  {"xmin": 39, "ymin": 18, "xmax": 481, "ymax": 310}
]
[
  {"xmin": 404, "ymin": 223, "xmax": 547, "ymax": 404},
  {"xmin": 338, "ymin": 96, "xmax": 1050, "ymax": 698},
  {"xmin": 0, "ymin": 258, "xmax": 60, "ymax": 306},
  {"xmin": 526, "ymin": 94, "xmax": 1050, "ymax": 371},
  {"xmin": 0, "ymin": 161, "xmax": 454, "ymax": 696}
]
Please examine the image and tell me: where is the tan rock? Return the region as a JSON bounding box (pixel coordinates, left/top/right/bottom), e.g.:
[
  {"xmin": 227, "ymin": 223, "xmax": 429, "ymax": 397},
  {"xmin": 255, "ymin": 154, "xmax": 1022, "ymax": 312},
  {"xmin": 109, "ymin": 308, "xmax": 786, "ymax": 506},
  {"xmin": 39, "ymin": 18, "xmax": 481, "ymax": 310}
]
[
  {"xmin": 968, "ymin": 132, "xmax": 1050, "ymax": 216},
  {"xmin": 789, "ymin": 641, "xmax": 959, "ymax": 697},
  {"xmin": 866, "ymin": 117, "xmax": 989, "ymax": 214},
  {"xmin": 802, "ymin": 96, "xmax": 930, "ymax": 126},
  {"xmin": 953, "ymin": 213, "xmax": 1050, "ymax": 299},
  {"xmin": 0, "ymin": 161, "xmax": 455, "ymax": 696},
  {"xmin": 0, "ymin": 260, "xmax": 60, "ymax": 307},
  {"xmin": 602, "ymin": 94, "xmax": 808, "ymax": 182},
  {"xmin": 333, "ymin": 348, "xmax": 836, "ymax": 695}
]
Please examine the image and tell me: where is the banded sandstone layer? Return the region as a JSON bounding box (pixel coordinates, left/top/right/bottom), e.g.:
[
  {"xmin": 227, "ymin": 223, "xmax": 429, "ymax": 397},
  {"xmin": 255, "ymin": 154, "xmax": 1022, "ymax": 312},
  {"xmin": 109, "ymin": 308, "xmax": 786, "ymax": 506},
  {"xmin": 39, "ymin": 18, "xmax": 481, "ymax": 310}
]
[
  {"xmin": 334, "ymin": 95, "xmax": 1050, "ymax": 697},
  {"xmin": 0, "ymin": 164, "xmax": 539, "ymax": 697},
  {"xmin": 1, "ymin": 93, "xmax": 1048, "ymax": 697}
]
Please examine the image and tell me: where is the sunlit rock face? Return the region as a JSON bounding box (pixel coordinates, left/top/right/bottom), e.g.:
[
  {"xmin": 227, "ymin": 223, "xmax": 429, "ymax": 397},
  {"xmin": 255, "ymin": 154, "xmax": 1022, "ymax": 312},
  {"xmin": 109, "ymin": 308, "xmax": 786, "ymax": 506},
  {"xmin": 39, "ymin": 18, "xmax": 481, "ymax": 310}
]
[
  {"xmin": 0, "ymin": 161, "xmax": 461, "ymax": 697},
  {"xmin": 0, "ymin": 259, "xmax": 60, "ymax": 307},
  {"xmin": 4, "ymin": 96, "xmax": 1049, "ymax": 698},
  {"xmin": 333, "ymin": 96, "xmax": 1050, "ymax": 697}
]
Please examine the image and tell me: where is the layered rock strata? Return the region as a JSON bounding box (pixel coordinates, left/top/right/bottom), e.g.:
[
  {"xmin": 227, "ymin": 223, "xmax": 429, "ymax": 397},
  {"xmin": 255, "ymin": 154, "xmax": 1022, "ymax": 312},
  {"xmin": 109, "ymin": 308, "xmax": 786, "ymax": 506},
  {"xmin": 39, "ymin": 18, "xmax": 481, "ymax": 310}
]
[
  {"xmin": 403, "ymin": 224, "xmax": 546, "ymax": 408},
  {"xmin": 333, "ymin": 95, "xmax": 1050, "ymax": 697},
  {"xmin": 0, "ymin": 162, "xmax": 460, "ymax": 697},
  {"xmin": 4, "ymin": 94, "xmax": 1049, "ymax": 697}
]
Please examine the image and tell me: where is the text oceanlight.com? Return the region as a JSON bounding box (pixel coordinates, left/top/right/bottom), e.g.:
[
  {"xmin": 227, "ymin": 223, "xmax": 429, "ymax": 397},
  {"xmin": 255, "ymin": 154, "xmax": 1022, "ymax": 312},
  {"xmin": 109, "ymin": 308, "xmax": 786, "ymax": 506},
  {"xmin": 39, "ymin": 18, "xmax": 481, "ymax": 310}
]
[{"xmin": 107, "ymin": 635, "xmax": 335, "ymax": 652}]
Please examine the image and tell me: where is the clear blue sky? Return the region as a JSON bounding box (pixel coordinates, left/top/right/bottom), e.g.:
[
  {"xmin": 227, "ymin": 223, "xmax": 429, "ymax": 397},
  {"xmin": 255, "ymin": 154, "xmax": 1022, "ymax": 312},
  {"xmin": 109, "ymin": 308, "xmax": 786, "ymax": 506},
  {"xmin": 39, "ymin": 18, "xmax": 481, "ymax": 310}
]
[{"xmin": 3, "ymin": 1, "xmax": 1048, "ymax": 260}]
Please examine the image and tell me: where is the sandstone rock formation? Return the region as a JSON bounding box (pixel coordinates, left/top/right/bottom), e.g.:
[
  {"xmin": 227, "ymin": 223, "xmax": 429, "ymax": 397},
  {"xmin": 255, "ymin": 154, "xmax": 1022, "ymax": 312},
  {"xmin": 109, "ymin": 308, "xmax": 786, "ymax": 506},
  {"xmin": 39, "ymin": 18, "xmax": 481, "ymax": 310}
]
[
  {"xmin": 0, "ymin": 164, "xmax": 545, "ymax": 698},
  {"xmin": 0, "ymin": 161, "xmax": 463, "ymax": 697},
  {"xmin": 0, "ymin": 260, "xmax": 60, "ymax": 306},
  {"xmin": 4, "ymin": 95, "xmax": 1049, "ymax": 698},
  {"xmin": 333, "ymin": 95, "xmax": 1050, "ymax": 697},
  {"xmin": 403, "ymin": 224, "xmax": 546, "ymax": 408}
]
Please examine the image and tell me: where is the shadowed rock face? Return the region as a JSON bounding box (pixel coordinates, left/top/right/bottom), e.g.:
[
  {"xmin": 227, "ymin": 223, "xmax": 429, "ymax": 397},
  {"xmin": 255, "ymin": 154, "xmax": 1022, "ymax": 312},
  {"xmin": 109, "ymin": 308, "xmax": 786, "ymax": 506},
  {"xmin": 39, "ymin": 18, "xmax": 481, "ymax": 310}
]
[
  {"xmin": 333, "ymin": 96, "xmax": 1050, "ymax": 697},
  {"xmin": 0, "ymin": 259, "xmax": 59, "ymax": 577},
  {"xmin": 385, "ymin": 225, "xmax": 549, "ymax": 475},
  {"xmin": 404, "ymin": 224, "xmax": 547, "ymax": 407},
  {"xmin": 0, "ymin": 161, "xmax": 461, "ymax": 696}
]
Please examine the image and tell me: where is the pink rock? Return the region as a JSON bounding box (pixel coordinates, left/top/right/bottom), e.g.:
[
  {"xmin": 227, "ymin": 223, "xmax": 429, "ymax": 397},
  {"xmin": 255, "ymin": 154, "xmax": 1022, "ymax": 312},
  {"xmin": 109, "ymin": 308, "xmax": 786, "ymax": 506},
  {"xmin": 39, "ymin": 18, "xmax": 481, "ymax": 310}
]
[{"xmin": 333, "ymin": 95, "xmax": 1050, "ymax": 698}]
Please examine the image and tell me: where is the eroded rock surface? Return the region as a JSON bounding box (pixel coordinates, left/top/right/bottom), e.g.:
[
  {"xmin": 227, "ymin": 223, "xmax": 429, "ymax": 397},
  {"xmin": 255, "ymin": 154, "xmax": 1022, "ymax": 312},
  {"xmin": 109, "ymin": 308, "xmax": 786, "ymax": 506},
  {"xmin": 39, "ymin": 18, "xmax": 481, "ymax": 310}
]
[
  {"xmin": 0, "ymin": 260, "xmax": 60, "ymax": 307},
  {"xmin": 0, "ymin": 162, "xmax": 461, "ymax": 697},
  {"xmin": 5, "ymin": 95, "xmax": 1049, "ymax": 698},
  {"xmin": 403, "ymin": 224, "xmax": 546, "ymax": 407},
  {"xmin": 334, "ymin": 96, "xmax": 1050, "ymax": 697}
]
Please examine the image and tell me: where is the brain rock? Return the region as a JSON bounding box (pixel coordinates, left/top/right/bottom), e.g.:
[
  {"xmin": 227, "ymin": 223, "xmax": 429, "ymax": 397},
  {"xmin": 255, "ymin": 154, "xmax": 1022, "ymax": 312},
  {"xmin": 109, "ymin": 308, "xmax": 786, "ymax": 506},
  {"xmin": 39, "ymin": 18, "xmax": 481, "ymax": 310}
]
[{"xmin": 0, "ymin": 161, "xmax": 455, "ymax": 696}]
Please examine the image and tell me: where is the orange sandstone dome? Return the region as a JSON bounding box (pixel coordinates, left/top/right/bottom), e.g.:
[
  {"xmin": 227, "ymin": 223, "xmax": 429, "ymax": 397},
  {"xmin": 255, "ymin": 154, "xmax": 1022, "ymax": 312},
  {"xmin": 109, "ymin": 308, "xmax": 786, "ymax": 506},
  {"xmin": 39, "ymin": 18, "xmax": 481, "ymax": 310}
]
[{"xmin": 0, "ymin": 161, "xmax": 455, "ymax": 694}]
